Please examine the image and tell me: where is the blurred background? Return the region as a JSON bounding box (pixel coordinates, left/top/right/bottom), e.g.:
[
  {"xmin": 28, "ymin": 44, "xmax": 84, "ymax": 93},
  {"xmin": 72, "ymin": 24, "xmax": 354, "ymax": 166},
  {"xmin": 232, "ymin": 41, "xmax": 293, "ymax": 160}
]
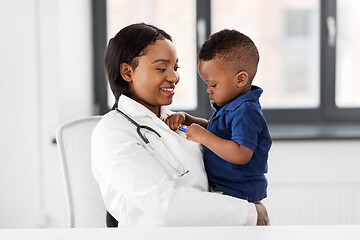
[{"xmin": 1, "ymin": 0, "xmax": 360, "ymax": 228}]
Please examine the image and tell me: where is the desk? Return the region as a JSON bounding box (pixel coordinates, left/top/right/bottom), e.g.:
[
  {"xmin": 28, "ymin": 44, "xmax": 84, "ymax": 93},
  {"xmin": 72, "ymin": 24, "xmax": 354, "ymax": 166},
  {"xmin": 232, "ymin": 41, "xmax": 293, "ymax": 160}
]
[{"xmin": 1, "ymin": 225, "xmax": 359, "ymax": 240}]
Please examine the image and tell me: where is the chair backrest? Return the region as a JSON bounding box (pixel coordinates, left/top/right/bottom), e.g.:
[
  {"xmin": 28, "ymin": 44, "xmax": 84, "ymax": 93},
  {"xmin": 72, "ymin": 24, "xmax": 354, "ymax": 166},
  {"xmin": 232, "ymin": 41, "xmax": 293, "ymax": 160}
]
[{"xmin": 56, "ymin": 116, "xmax": 106, "ymax": 228}]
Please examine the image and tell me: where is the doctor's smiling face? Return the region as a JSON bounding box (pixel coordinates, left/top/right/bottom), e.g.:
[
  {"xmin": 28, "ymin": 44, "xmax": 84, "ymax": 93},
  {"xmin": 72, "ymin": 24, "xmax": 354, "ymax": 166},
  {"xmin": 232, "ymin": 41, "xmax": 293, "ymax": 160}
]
[
  {"xmin": 104, "ymin": 23, "xmax": 176, "ymax": 117},
  {"xmin": 121, "ymin": 39, "xmax": 180, "ymax": 116}
]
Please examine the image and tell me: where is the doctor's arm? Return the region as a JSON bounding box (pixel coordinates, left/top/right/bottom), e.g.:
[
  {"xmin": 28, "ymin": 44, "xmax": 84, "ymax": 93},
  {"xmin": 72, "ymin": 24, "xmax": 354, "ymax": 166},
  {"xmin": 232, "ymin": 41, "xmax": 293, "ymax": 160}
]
[{"xmin": 92, "ymin": 125, "xmax": 255, "ymax": 226}]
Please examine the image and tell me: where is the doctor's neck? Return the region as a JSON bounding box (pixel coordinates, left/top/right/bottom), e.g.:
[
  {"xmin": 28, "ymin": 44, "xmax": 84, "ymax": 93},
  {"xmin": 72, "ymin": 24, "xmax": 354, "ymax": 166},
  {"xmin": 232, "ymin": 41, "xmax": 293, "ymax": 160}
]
[
  {"xmin": 136, "ymin": 99, "xmax": 161, "ymax": 118},
  {"xmin": 150, "ymin": 106, "xmax": 161, "ymax": 118},
  {"xmin": 116, "ymin": 95, "xmax": 162, "ymax": 117}
]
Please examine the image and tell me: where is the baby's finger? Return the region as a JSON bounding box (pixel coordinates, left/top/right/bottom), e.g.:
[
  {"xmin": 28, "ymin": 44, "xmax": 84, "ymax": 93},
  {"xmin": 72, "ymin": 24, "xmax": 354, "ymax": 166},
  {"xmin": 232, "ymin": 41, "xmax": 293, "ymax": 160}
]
[
  {"xmin": 164, "ymin": 117, "xmax": 170, "ymax": 125},
  {"xmin": 165, "ymin": 118, "xmax": 175, "ymax": 131},
  {"xmin": 170, "ymin": 122, "xmax": 177, "ymax": 131}
]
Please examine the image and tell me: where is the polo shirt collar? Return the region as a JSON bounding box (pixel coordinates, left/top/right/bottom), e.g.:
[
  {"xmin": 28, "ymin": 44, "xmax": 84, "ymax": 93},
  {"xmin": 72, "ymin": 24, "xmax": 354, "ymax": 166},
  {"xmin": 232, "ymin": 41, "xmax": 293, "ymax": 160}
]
[{"xmin": 213, "ymin": 85, "xmax": 263, "ymax": 112}]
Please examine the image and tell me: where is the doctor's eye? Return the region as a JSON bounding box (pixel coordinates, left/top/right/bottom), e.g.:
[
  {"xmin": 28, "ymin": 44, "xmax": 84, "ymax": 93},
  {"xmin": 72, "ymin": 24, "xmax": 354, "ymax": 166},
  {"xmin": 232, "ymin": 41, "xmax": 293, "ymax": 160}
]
[
  {"xmin": 211, "ymin": 84, "xmax": 217, "ymax": 88},
  {"xmin": 156, "ymin": 68, "xmax": 166, "ymax": 72},
  {"xmin": 174, "ymin": 66, "xmax": 180, "ymax": 71}
]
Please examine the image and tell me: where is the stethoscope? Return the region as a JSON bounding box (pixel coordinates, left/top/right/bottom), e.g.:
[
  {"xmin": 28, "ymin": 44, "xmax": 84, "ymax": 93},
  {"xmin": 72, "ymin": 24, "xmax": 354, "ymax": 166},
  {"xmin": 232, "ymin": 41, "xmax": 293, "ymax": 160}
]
[{"xmin": 115, "ymin": 108, "xmax": 189, "ymax": 178}]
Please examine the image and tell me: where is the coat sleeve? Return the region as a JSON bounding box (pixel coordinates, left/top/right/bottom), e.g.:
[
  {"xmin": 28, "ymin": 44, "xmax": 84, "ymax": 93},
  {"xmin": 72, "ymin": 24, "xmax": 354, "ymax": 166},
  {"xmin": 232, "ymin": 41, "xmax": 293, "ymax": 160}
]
[{"xmin": 92, "ymin": 116, "xmax": 251, "ymax": 226}]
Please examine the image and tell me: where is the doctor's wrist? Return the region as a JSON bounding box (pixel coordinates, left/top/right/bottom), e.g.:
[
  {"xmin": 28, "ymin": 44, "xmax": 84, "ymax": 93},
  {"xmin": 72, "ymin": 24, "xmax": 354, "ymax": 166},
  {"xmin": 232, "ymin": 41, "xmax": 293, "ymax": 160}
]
[{"xmin": 254, "ymin": 202, "xmax": 269, "ymax": 226}]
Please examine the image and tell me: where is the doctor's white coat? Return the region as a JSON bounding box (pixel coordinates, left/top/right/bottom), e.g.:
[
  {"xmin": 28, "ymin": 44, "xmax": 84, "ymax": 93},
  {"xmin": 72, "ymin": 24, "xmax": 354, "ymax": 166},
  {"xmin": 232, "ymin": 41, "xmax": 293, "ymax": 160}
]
[{"xmin": 91, "ymin": 95, "xmax": 251, "ymax": 227}]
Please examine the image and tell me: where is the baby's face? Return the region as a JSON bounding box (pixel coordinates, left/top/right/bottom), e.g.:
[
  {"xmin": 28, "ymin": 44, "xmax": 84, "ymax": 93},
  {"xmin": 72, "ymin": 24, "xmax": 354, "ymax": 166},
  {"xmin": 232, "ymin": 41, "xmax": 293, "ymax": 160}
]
[{"xmin": 198, "ymin": 58, "xmax": 247, "ymax": 107}]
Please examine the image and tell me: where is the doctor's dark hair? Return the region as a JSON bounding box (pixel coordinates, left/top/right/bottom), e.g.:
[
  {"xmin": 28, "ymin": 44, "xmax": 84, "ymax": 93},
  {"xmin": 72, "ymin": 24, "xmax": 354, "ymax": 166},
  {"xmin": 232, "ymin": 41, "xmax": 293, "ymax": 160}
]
[
  {"xmin": 104, "ymin": 23, "xmax": 172, "ymax": 109},
  {"xmin": 199, "ymin": 29, "xmax": 259, "ymax": 81}
]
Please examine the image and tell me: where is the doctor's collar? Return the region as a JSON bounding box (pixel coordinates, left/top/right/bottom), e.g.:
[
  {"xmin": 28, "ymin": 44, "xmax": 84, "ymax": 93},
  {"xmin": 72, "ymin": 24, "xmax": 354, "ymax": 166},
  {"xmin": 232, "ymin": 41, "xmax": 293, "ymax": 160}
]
[{"xmin": 117, "ymin": 95, "xmax": 171, "ymax": 120}]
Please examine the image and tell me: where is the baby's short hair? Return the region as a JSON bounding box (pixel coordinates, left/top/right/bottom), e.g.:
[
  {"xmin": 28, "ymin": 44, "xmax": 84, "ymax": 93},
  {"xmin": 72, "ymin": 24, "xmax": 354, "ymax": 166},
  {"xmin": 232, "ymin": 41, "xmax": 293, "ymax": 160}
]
[{"xmin": 199, "ymin": 29, "xmax": 259, "ymax": 80}]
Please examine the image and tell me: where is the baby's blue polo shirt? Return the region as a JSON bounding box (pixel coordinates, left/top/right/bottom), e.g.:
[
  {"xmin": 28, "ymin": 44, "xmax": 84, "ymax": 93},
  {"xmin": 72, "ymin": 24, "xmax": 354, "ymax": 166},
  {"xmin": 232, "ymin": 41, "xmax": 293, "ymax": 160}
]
[{"xmin": 203, "ymin": 85, "xmax": 272, "ymax": 203}]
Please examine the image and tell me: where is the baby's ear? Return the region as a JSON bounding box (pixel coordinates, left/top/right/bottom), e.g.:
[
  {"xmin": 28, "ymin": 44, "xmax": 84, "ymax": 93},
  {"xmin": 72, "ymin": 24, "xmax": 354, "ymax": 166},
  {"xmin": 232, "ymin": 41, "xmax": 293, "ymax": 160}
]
[
  {"xmin": 236, "ymin": 71, "xmax": 249, "ymax": 87},
  {"xmin": 120, "ymin": 63, "xmax": 133, "ymax": 82}
]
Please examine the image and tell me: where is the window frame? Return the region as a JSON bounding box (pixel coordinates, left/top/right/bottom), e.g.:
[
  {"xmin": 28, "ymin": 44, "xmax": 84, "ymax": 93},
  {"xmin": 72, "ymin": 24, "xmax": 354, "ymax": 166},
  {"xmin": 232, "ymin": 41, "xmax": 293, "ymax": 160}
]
[
  {"xmin": 92, "ymin": 0, "xmax": 108, "ymax": 115},
  {"xmin": 263, "ymin": 0, "xmax": 360, "ymax": 124},
  {"xmin": 92, "ymin": 0, "xmax": 360, "ymax": 127}
]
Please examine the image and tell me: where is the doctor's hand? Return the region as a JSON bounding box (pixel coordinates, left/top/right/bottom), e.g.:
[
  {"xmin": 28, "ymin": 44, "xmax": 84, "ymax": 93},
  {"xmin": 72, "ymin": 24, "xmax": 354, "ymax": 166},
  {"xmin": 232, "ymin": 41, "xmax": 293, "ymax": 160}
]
[
  {"xmin": 185, "ymin": 123, "xmax": 207, "ymax": 143},
  {"xmin": 164, "ymin": 112, "xmax": 186, "ymax": 131},
  {"xmin": 255, "ymin": 202, "xmax": 269, "ymax": 226}
]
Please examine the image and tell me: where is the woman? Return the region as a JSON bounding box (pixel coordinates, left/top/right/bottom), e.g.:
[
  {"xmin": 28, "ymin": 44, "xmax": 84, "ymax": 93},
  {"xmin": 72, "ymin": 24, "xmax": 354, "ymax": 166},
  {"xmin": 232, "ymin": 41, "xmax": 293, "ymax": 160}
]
[{"xmin": 91, "ymin": 23, "xmax": 268, "ymax": 227}]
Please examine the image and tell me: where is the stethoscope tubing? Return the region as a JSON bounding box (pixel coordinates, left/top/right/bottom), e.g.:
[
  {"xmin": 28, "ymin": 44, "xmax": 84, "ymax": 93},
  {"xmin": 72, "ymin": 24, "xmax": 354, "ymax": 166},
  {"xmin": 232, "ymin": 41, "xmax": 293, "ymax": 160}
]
[
  {"xmin": 115, "ymin": 108, "xmax": 189, "ymax": 178},
  {"xmin": 115, "ymin": 108, "xmax": 160, "ymax": 144}
]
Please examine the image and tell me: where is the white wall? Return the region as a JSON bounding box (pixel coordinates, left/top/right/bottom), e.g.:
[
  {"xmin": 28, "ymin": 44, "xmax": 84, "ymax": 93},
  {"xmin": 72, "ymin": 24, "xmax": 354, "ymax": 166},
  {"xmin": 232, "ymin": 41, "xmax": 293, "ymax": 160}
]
[
  {"xmin": 265, "ymin": 140, "xmax": 360, "ymax": 225},
  {"xmin": 0, "ymin": 0, "xmax": 93, "ymax": 228}
]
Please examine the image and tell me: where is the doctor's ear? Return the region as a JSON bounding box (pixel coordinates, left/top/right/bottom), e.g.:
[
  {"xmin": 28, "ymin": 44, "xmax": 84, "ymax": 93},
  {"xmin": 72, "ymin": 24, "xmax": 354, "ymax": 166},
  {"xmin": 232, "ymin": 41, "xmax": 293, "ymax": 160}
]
[
  {"xmin": 120, "ymin": 63, "xmax": 133, "ymax": 82},
  {"xmin": 236, "ymin": 71, "xmax": 249, "ymax": 88}
]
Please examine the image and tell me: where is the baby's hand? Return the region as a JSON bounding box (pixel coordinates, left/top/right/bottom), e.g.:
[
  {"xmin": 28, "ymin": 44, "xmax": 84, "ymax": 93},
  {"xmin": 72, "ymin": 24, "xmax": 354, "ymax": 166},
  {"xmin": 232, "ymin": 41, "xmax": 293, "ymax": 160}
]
[
  {"xmin": 185, "ymin": 123, "xmax": 207, "ymax": 144},
  {"xmin": 164, "ymin": 112, "xmax": 186, "ymax": 131}
]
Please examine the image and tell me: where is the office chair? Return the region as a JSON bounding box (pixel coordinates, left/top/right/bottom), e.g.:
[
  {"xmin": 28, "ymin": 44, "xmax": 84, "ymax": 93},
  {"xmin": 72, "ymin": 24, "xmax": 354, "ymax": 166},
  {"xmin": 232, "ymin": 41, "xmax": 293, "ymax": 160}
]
[{"xmin": 56, "ymin": 116, "xmax": 117, "ymax": 228}]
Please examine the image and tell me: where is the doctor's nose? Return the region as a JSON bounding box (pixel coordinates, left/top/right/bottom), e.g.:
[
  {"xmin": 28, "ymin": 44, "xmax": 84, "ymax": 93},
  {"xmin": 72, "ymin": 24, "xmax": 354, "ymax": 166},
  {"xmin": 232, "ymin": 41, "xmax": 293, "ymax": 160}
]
[{"xmin": 167, "ymin": 70, "xmax": 179, "ymax": 84}]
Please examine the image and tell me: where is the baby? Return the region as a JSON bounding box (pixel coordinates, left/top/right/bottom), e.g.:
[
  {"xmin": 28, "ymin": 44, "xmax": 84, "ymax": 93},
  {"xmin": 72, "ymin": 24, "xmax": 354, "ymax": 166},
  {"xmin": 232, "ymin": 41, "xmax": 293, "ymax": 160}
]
[{"xmin": 166, "ymin": 29, "xmax": 271, "ymax": 203}]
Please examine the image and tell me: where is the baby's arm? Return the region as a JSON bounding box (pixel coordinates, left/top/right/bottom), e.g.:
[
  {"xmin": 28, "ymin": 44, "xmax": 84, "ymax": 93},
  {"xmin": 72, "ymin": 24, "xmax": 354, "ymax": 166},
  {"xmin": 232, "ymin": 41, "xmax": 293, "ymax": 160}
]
[
  {"xmin": 165, "ymin": 112, "xmax": 208, "ymax": 131},
  {"xmin": 186, "ymin": 124, "xmax": 253, "ymax": 165}
]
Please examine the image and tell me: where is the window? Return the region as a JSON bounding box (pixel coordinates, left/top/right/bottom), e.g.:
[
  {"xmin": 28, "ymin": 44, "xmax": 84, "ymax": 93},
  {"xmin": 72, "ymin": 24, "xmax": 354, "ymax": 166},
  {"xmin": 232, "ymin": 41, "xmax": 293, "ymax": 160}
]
[
  {"xmin": 93, "ymin": 0, "xmax": 360, "ymax": 129},
  {"xmin": 106, "ymin": 0, "xmax": 197, "ymax": 111},
  {"xmin": 211, "ymin": 0, "xmax": 320, "ymax": 109},
  {"xmin": 336, "ymin": 0, "xmax": 360, "ymax": 108},
  {"xmin": 92, "ymin": 0, "xmax": 212, "ymax": 117}
]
